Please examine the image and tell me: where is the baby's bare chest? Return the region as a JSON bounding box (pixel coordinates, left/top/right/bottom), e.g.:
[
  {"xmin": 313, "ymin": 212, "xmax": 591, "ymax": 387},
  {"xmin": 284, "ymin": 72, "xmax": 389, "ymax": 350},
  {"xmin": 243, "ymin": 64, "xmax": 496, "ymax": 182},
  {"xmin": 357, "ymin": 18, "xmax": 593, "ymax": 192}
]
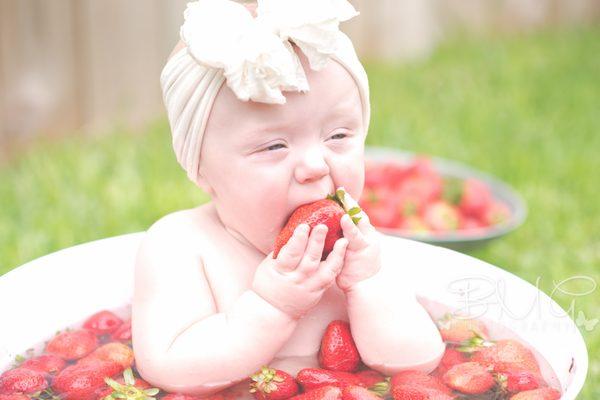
[{"xmin": 200, "ymin": 240, "xmax": 349, "ymax": 358}]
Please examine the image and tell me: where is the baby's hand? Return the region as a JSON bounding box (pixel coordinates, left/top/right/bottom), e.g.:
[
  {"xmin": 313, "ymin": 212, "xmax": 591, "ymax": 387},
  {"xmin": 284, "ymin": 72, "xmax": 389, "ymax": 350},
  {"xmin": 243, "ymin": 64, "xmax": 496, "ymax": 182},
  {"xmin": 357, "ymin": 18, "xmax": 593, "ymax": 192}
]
[
  {"xmin": 252, "ymin": 224, "xmax": 348, "ymax": 319},
  {"xmin": 336, "ymin": 210, "xmax": 382, "ymax": 292}
]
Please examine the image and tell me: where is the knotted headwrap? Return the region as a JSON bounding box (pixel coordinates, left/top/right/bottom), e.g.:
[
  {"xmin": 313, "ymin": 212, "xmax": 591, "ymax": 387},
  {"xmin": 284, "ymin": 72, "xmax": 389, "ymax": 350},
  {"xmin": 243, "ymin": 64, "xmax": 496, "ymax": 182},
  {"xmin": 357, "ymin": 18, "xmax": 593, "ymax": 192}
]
[{"xmin": 161, "ymin": 0, "xmax": 370, "ymax": 185}]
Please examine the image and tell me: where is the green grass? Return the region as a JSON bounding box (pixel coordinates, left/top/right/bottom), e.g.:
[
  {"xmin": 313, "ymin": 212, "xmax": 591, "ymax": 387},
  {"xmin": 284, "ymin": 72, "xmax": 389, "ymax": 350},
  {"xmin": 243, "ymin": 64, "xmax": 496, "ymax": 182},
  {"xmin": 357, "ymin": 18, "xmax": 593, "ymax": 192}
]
[{"xmin": 1, "ymin": 26, "xmax": 599, "ymax": 396}]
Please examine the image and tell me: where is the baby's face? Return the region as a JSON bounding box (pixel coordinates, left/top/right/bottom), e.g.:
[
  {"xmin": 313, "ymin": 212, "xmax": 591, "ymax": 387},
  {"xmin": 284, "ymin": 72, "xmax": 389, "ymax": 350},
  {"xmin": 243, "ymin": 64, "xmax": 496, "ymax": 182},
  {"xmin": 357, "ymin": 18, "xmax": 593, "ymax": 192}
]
[{"xmin": 199, "ymin": 50, "xmax": 366, "ymax": 255}]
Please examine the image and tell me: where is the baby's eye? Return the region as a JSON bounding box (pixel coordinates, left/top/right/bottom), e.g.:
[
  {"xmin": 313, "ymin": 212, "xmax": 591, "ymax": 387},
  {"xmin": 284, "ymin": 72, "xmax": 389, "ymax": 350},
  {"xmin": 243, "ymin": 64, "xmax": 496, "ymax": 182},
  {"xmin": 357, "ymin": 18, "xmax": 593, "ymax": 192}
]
[
  {"xmin": 264, "ymin": 143, "xmax": 286, "ymax": 151},
  {"xmin": 329, "ymin": 132, "xmax": 348, "ymax": 140}
]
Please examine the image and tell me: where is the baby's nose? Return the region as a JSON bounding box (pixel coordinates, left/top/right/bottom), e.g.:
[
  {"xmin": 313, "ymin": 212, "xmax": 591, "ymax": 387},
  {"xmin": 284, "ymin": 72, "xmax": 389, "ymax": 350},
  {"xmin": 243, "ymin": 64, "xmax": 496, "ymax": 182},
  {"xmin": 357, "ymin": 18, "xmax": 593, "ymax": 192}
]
[{"xmin": 294, "ymin": 147, "xmax": 330, "ymax": 184}]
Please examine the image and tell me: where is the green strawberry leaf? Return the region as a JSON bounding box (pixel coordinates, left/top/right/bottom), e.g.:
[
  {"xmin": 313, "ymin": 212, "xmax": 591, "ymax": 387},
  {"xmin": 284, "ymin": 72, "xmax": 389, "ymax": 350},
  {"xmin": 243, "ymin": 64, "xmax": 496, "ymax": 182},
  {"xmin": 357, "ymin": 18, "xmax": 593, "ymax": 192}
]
[{"xmin": 443, "ymin": 177, "xmax": 464, "ymax": 205}]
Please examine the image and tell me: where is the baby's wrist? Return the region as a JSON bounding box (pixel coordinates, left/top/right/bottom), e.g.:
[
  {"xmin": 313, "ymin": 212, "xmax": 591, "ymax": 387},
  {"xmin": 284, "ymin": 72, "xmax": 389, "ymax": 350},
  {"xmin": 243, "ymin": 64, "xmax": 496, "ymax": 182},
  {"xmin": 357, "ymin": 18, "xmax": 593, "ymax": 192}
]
[{"xmin": 248, "ymin": 288, "xmax": 304, "ymax": 321}]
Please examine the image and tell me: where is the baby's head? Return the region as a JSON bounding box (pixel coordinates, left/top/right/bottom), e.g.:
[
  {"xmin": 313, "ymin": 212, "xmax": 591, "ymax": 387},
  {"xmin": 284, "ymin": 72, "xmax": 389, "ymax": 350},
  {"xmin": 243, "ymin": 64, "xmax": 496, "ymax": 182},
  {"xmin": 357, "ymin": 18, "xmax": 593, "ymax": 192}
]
[{"xmin": 161, "ymin": 0, "xmax": 370, "ymax": 254}]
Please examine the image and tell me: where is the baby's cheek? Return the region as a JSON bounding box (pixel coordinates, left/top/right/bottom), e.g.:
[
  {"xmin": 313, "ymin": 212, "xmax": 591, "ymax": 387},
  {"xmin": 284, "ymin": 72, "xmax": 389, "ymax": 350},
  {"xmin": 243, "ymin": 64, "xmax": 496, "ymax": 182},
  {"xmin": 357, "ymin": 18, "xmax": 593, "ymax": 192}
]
[{"xmin": 333, "ymin": 154, "xmax": 365, "ymax": 198}]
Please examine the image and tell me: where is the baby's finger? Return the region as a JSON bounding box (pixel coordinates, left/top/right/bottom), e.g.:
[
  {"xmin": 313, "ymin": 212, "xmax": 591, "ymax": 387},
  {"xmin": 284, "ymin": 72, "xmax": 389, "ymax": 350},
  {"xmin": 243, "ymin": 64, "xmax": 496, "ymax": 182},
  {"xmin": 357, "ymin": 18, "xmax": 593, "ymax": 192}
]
[
  {"xmin": 355, "ymin": 210, "xmax": 376, "ymax": 235},
  {"xmin": 296, "ymin": 224, "xmax": 328, "ymax": 276},
  {"xmin": 341, "ymin": 214, "xmax": 369, "ymax": 250},
  {"xmin": 276, "ymin": 224, "xmax": 309, "ymax": 271},
  {"xmin": 311, "ymin": 238, "xmax": 348, "ymax": 287}
]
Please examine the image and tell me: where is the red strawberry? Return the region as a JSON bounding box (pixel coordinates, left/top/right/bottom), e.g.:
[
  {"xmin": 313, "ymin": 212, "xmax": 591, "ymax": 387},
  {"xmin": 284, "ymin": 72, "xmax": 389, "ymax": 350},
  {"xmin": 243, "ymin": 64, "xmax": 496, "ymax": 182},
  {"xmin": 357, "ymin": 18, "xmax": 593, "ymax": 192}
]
[
  {"xmin": 0, "ymin": 394, "xmax": 30, "ymax": 400},
  {"xmin": 390, "ymin": 371, "xmax": 451, "ymax": 395},
  {"xmin": 437, "ymin": 315, "xmax": 489, "ymax": 343},
  {"xmin": 274, "ymin": 189, "xmax": 361, "ymax": 260},
  {"xmin": 341, "ymin": 385, "xmax": 380, "ymax": 400},
  {"xmin": 509, "ymin": 387, "xmax": 561, "ymax": 400},
  {"xmin": 319, "ymin": 321, "xmax": 361, "ymax": 372},
  {"xmin": 365, "ymin": 198, "xmax": 401, "ymax": 229},
  {"xmin": 20, "ymin": 354, "xmax": 67, "ymax": 374},
  {"xmin": 83, "ymin": 310, "xmax": 124, "ymax": 335},
  {"xmin": 471, "ymin": 339, "xmax": 541, "ymax": 376},
  {"xmin": 274, "ymin": 199, "xmax": 344, "ymax": 260},
  {"xmin": 353, "ymin": 370, "xmax": 386, "ymax": 388},
  {"xmin": 391, "ymin": 385, "xmax": 455, "ymax": 400},
  {"xmin": 0, "ymin": 367, "xmax": 48, "ymax": 395},
  {"xmin": 481, "ymin": 201, "xmax": 510, "ymax": 226},
  {"xmin": 53, "ymin": 359, "xmax": 122, "ymax": 400},
  {"xmin": 458, "ymin": 179, "xmax": 492, "ymax": 219},
  {"xmin": 296, "ymin": 369, "xmax": 365, "ymax": 391},
  {"xmin": 442, "ymin": 362, "xmax": 495, "ymax": 395},
  {"xmin": 80, "ymin": 342, "xmax": 134, "ymax": 370},
  {"xmin": 422, "ymin": 201, "xmax": 460, "ymax": 232},
  {"xmin": 436, "ymin": 348, "xmax": 468, "ymax": 376},
  {"xmin": 458, "ymin": 217, "xmax": 485, "ymax": 232},
  {"xmin": 497, "ymin": 370, "xmax": 541, "ymax": 393},
  {"xmin": 250, "ymin": 366, "xmax": 299, "ymax": 400},
  {"xmin": 110, "ymin": 319, "xmax": 132, "ymax": 342},
  {"xmin": 45, "ymin": 329, "xmax": 98, "ymax": 360},
  {"xmin": 397, "ymin": 215, "xmax": 429, "ymax": 233},
  {"xmin": 289, "ymin": 385, "xmax": 342, "ymax": 400},
  {"xmin": 398, "ymin": 174, "xmax": 442, "ymax": 207}
]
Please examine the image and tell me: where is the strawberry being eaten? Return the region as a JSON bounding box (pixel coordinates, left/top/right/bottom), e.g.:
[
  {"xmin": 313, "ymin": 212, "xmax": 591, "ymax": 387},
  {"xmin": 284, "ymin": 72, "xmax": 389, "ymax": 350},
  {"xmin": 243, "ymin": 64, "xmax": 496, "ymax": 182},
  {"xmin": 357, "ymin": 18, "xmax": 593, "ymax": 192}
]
[{"xmin": 273, "ymin": 188, "xmax": 363, "ymax": 261}]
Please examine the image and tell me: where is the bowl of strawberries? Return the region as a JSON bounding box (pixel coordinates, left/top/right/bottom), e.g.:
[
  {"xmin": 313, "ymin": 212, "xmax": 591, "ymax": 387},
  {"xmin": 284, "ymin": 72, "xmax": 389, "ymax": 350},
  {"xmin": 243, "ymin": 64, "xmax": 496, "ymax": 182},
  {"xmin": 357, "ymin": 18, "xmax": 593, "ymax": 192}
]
[{"xmin": 361, "ymin": 147, "xmax": 527, "ymax": 250}]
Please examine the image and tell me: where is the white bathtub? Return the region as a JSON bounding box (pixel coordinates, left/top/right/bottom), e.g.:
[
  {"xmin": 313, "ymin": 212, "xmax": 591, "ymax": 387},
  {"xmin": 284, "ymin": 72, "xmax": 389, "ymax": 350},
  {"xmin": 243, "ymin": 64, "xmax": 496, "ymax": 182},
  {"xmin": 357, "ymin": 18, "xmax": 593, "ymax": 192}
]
[{"xmin": 0, "ymin": 233, "xmax": 588, "ymax": 398}]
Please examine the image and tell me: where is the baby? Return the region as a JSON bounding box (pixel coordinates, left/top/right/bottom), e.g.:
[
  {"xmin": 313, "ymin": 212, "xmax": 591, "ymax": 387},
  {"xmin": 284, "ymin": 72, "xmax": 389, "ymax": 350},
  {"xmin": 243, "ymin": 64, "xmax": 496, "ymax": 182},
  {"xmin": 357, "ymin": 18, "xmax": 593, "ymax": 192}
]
[{"xmin": 132, "ymin": 0, "xmax": 444, "ymax": 396}]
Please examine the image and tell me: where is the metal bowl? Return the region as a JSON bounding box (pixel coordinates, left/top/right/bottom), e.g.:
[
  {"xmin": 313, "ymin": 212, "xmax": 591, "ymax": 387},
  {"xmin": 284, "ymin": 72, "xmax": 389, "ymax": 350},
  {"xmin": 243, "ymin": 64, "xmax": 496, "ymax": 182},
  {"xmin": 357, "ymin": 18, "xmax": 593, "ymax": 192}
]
[{"xmin": 364, "ymin": 146, "xmax": 528, "ymax": 250}]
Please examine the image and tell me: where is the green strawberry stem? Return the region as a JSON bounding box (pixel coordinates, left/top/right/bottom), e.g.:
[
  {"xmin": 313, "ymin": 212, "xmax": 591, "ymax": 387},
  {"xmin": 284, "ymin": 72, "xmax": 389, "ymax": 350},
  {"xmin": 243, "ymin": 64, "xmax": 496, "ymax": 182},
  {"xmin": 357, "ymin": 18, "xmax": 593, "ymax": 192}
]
[
  {"xmin": 327, "ymin": 187, "xmax": 363, "ymax": 225},
  {"xmin": 103, "ymin": 367, "xmax": 160, "ymax": 400},
  {"xmin": 369, "ymin": 377, "xmax": 391, "ymax": 397},
  {"xmin": 249, "ymin": 365, "xmax": 284, "ymax": 394},
  {"xmin": 456, "ymin": 333, "xmax": 495, "ymax": 353}
]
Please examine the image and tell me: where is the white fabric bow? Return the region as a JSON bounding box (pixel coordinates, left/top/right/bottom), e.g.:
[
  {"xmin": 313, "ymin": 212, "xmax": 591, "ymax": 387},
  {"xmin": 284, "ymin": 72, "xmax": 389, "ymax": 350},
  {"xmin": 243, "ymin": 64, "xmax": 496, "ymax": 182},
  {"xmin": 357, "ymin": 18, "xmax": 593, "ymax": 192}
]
[{"xmin": 180, "ymin": 0, "xmax": 359, "ymax": 104}]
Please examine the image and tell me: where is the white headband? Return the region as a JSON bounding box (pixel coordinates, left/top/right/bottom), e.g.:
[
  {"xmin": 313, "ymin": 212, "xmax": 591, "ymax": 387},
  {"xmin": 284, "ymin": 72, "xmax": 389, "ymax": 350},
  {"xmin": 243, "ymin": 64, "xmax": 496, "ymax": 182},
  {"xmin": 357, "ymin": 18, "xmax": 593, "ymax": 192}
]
[{"xmin": 161, "ymin": 0, "xmax": 370, "ymax": 185}]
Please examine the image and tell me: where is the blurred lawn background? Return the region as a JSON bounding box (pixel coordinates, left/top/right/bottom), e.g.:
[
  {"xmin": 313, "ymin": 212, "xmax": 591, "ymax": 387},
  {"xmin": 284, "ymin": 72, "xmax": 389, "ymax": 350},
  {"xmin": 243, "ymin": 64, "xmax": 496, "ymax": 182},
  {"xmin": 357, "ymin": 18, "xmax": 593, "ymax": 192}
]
[{"xmin": 1, "ymin": 26, "xmax": 599, "ymax": 396}]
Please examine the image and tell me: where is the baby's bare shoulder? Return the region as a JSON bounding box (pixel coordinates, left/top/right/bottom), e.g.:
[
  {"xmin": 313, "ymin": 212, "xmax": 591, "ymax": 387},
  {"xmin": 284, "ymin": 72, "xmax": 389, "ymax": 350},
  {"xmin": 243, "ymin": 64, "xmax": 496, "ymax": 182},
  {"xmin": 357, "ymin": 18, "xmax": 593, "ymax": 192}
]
[{"xmin": 137, "ymin": 207, "xmax": 211, "ymax": 268}]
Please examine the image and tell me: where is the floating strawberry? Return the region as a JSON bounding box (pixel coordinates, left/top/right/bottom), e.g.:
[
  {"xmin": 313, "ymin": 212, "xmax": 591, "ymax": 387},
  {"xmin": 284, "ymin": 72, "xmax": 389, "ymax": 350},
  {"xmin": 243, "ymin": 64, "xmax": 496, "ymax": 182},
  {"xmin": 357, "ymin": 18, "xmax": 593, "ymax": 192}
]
[
  {"xmin": 0, "ymin": 394, "xmax": 30, "ymax": 400},
  {"xmin": 81, "ymin": 342, "xmax": 134, "ymax": 370},
  {"xmin": 437, "ymin": 314, "xmax": 489, "ymax": 343},
  {"xmin": 84, "ymin": 310, "xmax": 124, "ymax": 336},
  {"xmin": 353, "ymin": 370, "xmax": 386, "ymax": 388},
  {"xmin": 20, "ymin": 354, "xmax": 67, "ymax": 375},
  {"xmin": 319, "ymin": 321, "xmax": 361, "ymax": 372},
  {"xmin": 52, "ymin": 359, "xmax": 122, "ymax": 400},
  {"xmin": 470, "ymin": 339, "xmax": 541, "ymax": 376},
  {"xmin": 0, "ymin": 367, "xmax": 48, "ymax": 395},
  {"xmin": 509, "ymin": 387, "xmax": 561, "ymax": 400},
  {"xmin": 288, "ymin": 385, "xmax": 342, "ymax": 400},
  {"xmin": 341, "ymin": 385, "xmax": 380, "ymax": 400},
  {"xmin": 496, "ymin": 370, "xmax": 541, "ymax": 394},
  {"xmin": 436, "ymin": 348, "xmax": 468, "ymax": 376},
  {"xmin": 442, "ymin": 362, "xmax": 495, "ymax": 395},
  {"xmin": 296, "ymin": 368, "xmax": 365, "ymax": 391},
  {"xmin": 273, "ymin": 188, "xmax": 362, "ymax": 260},
  {"xmin": 98, "ymin": 367, "xmax": 159, "ymax": 400},
  {"xmin": 45, "ymin": 329, "xmax": 98, "ymax": 360},
  {"xmin": 249, "ymin": 366, "xmax": 298, "ymax": 400},
  {"xmin": 111, "ymin": 319, "xmax": 132, "ymax": 342},
  {"xmin": 390, "ymin": 371, "xmax": 451, "ymax": 395},
  {"xmin": 391, "ymin": 385, "xmax": 455, "ymax": 400}
]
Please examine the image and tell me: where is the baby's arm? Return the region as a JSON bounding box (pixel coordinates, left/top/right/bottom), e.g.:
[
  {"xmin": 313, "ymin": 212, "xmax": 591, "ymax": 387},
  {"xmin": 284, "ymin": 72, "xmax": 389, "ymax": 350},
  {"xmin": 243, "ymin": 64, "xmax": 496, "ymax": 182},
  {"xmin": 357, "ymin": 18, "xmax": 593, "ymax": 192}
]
[
  {"xmin": 344, "ymin": 234, "xmax": 444, "ymax": 376},
  {"xmin": 132, "ymin": 217, "xmax": 346, "ymax": 396}
]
